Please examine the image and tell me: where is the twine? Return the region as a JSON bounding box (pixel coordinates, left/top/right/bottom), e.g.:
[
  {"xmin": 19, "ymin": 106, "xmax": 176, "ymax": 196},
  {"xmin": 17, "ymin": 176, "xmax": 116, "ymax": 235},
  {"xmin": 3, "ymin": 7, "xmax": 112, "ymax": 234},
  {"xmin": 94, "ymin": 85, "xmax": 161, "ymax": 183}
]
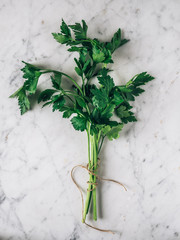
[{"xmin": 71, "ymin": 161, "xmax": 127, "ymax": 234}]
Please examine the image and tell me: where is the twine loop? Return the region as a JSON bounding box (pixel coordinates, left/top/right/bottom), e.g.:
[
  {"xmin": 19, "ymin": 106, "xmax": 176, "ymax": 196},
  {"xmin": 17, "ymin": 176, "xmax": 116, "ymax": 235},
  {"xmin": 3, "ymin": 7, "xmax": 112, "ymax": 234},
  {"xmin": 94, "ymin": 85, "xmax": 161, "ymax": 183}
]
[{"xmin": 70, "ymin": 160, "xmax": 127, "ymax": 234}]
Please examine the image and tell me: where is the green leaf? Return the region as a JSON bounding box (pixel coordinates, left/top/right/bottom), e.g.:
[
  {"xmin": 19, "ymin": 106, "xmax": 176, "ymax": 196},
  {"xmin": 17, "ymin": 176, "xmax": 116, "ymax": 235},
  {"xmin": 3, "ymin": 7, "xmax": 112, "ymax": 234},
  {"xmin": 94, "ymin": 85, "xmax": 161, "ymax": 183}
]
[
  {"xmin": 116, "ymin": 104, "xmax": 137, "ymax": 123},
  {"xmin": 124, "ymin": 92, "xmax": 135, "ymax": 101},
  {"xmin": 110, "ymin": 28, "xmax": 121, "ymax": 53},
  {"xmin": 97, "ymin": 68, "xmax": 114, "ymax": 94},
  {"xmin": 75, "ymin": 66, "xmax": 82, "ymax": 76},
  {"xmin": 117, "ymin": 86, "xmax": 132, "ymax": 93},
  {"xmin": 60, "ymin": 19, "xmax": 71, "ymax": 37},
  {"xmin": 51, "ymin": 72, "xmax": 62, "ymax": 89},
  {"xmin": 21, "ymin": 62, "xmax": 42, "ymax": 94},
  {"xmin": 105, "ymin": 120, "xmax": 119, "ymax": 127},
  {"xmin": 38, "ymin": 89, "xmax": 57, "ymax": 103},
  {"xmin": 85, "ymin": 64, "xmax": 96, "ymax": 80},
  {"xmin": 101, "ymin": 104, "xmax": 115, "ymax": 119},
  {"xmin": 106, "ymin": 124, "xmax": 124, "ymax": 140},
  {"xmin": 126, "ymin": 72, "xmax": 154, "ymax": 87},
  {"xmin": 52, "ymin": 33, "xmax": 71, "ymax": 44},
  {"xmin": 124, "ymin": 72, "xmax": 154, "ymax": 100},
  {"xmin": 42, "ymin": 101, "xmax": 52, "ymax": 108},
  {"xmin": 10, "ymin": 87, "xmax": 30, "ymax": 115},
  {"xmin": 75, "ymin": 97, "xmax": 86, "ymax": 108},
  {"xmin": 91, "ymin": 87, "xmax": 108, "ymax": 109},
  {"xmin": 10, "ymin": 61, "xmax": 44, "ymax": 114},
  {"xmin": 74, "ymin": 57, "xmax": 83, "ymax": 77},
  {"xmin": 21, "ymin": 61, "xmax": 41, "ymax": 78},
  {"xmin": 63, "ymin": 109, "xmax": 75, "ymax": 118},
  {"xmin": 130, "ymin": 87, "xmax": 145, "ymax": 96},
  {"xmin": 71, "ymin": 115, "xmax": 87, "ymax": 131},
  {"xmin": 82, "ymin": 59, "xmax": 91, "ymax": 72},
  {"xmin": 101, "ymin": 125, "xmax": 111, "ymax": 135},
  {"xmin": 116, "ymin": 105, "xmax": 130, "ymax": 118},
  {"xmin": 79, "ymin": 48, "xmax": 88, "ymax": 64},
  {"xmin": 74, "ymin": 49, "xmax": 91, "ymax": 78},
  {"xmin": 52, "ymin": 95, "xmax": 65, "ymax": 111},
  {"xmin": 92, "ymin": 45, "xmax": 105, "ymax": 63},
  {"xmin": 101, "ymin": 124, "xmax": 124, "ymax": 140},
  {"xmin": 92, "ymin": 108, "xmax": 101, "ymax": 122},
  {"xmin": 112, "ymin": 90, "xmax": 124, "ymax": 105},
  {"xmin": 102, "ymin": 48, "xmax": 113, "ymax": 64},
  {"xmin": 69, "ymin": 20, "xmax": 88, "ymax": 40},
  {"xmin": 106, "ymin": 29, "xmax": 129, "ymax": 53}
]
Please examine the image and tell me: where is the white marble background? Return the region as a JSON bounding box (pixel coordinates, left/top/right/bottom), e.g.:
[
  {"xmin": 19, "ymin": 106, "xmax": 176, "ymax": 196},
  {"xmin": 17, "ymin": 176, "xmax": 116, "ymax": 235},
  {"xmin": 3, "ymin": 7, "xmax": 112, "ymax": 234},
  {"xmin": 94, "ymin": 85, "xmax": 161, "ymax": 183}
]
[{"xmin": 0, "ymin": 0, "xmax": 180, "ymax": 239}]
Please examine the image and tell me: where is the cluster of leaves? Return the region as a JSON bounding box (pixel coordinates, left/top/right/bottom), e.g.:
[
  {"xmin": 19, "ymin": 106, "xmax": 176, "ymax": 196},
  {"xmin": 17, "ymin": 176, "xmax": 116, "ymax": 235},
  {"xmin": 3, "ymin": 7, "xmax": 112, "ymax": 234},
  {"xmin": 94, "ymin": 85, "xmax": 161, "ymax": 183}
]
[
  {"xmin": 9, "ymin": 62, "xmax": 43, "ymax": 114},
  {"xmin": 10, "ymin": 19, "xmax": 154, "ymax": 141}
]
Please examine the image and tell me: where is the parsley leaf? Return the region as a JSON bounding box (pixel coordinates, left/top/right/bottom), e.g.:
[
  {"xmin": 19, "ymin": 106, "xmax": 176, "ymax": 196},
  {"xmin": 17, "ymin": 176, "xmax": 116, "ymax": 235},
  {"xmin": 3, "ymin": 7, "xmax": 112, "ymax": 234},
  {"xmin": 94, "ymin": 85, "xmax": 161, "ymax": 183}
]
[
  {"xmin": 21, "ymin": 61, "xmax": 42, "ymax": 94},
  {"xmin": 60, "ymin": 19, "xmax": 71, "ymax": 37},
  {"xmin": 101, "ymin": 104, "xmax": 115, "ymax": 119},
  {"xmin": 112, "ymin": 90, "xmax": 124, "ymax": 105},
  {"xmin": 52, "ymin": 33, "xmax": 71, "ymax": 44},
  {"xmin": 106, "ymin": 124, "xmax": 124, "ymax": 140},
  {"xmin": 127, "ymin": 72, "xmax": 154, "ymax": 87},
  {"xmin": 71, "ymin": 115, "xmax": 87, "ymax": 131},
  {"xmin": 52, "ymin": 19, "xmax": 72, "ymax": 44},
  {"xmin": 52, "ymin": 95, "xmax": 65, "ymax": 112},
  {"xmin": 122, "ymin": 72, "xmax": 155, "ymax": 101},
  {"xmin": 51, "ymin": 72, "xmax": 62, "ymax": 90},
  {"xmin": 38, "ymin": 89, "xmax": 57, "ymax": 103},
  {"xmin": 116, "ymin": 103, "xmax": 137, "ymax": 123},
  {"xmin": 69, "ymin": 20, "xmax": 88, "ymax": 40},
  {"xmin": 92, "ymin": 45, "xmax": 105, "ymax": 63},
  {"xmin": 10, "ymin": 87, "xmax": 30, "ymax": 115},
  {"xmin": 101, "ymin": 123, "xmax": 124, "ymax": 140},
  {"xmin": 97, "ymin": 68, "xmax": 114, "ymax": 94},
  {"xmin": 106, "ymin": 29, "xmax": 129, "ymax": 53},
  {"xmin": 63, "ymin": 109, "xmax": 76, "ymax": 118},
  {"xmin": 91, "ymin": 87, "xmax": 108, "ymax": 109}
]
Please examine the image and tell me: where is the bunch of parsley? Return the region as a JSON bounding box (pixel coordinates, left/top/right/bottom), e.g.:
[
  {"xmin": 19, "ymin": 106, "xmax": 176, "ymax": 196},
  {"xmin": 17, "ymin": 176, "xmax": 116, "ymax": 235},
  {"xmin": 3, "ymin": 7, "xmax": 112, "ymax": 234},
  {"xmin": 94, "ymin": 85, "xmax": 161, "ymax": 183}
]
[{"xmin": 10, "ymin": 19, "xmax": 154, "ymax": 223}]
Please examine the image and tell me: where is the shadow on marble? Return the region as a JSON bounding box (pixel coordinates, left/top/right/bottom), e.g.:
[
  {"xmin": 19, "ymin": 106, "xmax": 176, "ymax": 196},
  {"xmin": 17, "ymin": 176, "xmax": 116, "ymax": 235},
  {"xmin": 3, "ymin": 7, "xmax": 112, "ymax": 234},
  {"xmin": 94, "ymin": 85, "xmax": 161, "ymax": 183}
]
[
  {"xmin": 0, "ymin": 237, "xmax": 12, "ymax": 240},
  {"xmin": 28, "ymin": 88, "xmax": 41, "ymax": 110}
]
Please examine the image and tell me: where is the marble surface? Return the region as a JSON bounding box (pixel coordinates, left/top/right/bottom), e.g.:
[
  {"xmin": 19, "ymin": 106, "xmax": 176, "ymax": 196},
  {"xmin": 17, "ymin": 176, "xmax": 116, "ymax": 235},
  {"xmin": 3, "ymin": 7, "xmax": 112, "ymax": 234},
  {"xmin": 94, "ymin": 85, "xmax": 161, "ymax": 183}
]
[{"xmin": 1, "ymin": 0, "xmax": 180, "ymax": 239}]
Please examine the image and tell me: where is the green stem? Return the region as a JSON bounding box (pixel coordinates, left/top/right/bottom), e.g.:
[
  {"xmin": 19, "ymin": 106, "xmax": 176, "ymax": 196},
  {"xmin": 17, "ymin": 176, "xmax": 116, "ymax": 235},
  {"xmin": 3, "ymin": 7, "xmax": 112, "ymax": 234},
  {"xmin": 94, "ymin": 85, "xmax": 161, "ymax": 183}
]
[
  {"xmin": 98, "ymin": 135, "xmax": 105, "ymax": 154},
  {"xmin": 92, "ymin": 133, "xmax": 98, "ymax": 221},
  {"xmin": 82, "ymin": 130, "xmax": 98, "ymax": 223},
  {"xmin": 85, "ymin": 123, "xmax": 92, "ymax": 214},
  {"xmin": 82, "ymin": 131, "xmax": 93, "ymax": 222},
  {"xmin": 82, "ymin": 75, "xmax": 85, "ymax": 95},
  {"xmin": 86, "ymin": 123, "xmax": 91, "ymax": 167},
  {"xmin": 42, "ymin": 69, "xmax": 83, "ymax": 95}
]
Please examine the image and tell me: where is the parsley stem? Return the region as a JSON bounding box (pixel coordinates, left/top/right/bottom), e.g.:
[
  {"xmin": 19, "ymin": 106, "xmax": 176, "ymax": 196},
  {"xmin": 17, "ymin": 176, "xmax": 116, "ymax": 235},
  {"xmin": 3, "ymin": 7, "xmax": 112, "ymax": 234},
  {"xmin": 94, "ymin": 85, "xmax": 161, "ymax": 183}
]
[
  {"xmin": 83, "ymin": 130, "xmax": 93, "ymax": 222},
  {"xmin": 85, "ymin": 122, "xmax": 93, "ymax": 215},
  {"xmin": 82, "ymin": 76, "xmax": 85, "ymax": 95},
  {"xmin": 92, "ymin": 133, "xmax": 98, "ymax": 221},
  {"xmin": 42, "ymin": 70, "xmax": 83, "ymax": 95},
  {"xmin": 98, "ymin": 135, "xmax": 105, "ymax": 154},
  {"xmin": 83, "ymin": 129, "xmax": 98, "ymax": 222},
  {"xmin": 82, "ymin": 130, "xmax": 98, "ymax": 222},
  {"xmin": 87, "ymin": 122, "xmax": 91, "ymax": 167},
  {"xmin": 61, "ymin": 90, "xmax": 75, "ymax": 104}
]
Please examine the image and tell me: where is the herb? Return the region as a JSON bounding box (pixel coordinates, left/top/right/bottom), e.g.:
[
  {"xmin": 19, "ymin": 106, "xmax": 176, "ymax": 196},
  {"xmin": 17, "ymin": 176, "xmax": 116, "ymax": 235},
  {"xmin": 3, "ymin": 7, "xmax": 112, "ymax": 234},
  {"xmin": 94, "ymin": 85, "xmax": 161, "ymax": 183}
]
[{"xmin": 10, "ymin": 19, "xmax": 154, "ymax": 225}]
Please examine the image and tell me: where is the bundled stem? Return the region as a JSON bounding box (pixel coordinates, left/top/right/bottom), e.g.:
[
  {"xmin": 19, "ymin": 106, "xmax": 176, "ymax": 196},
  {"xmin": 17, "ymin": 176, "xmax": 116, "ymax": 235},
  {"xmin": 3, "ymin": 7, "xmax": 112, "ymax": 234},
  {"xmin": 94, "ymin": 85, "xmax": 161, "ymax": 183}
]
[{"xmin": 83, "ymin": 126, "xmax": 99, "ymax": 222}]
